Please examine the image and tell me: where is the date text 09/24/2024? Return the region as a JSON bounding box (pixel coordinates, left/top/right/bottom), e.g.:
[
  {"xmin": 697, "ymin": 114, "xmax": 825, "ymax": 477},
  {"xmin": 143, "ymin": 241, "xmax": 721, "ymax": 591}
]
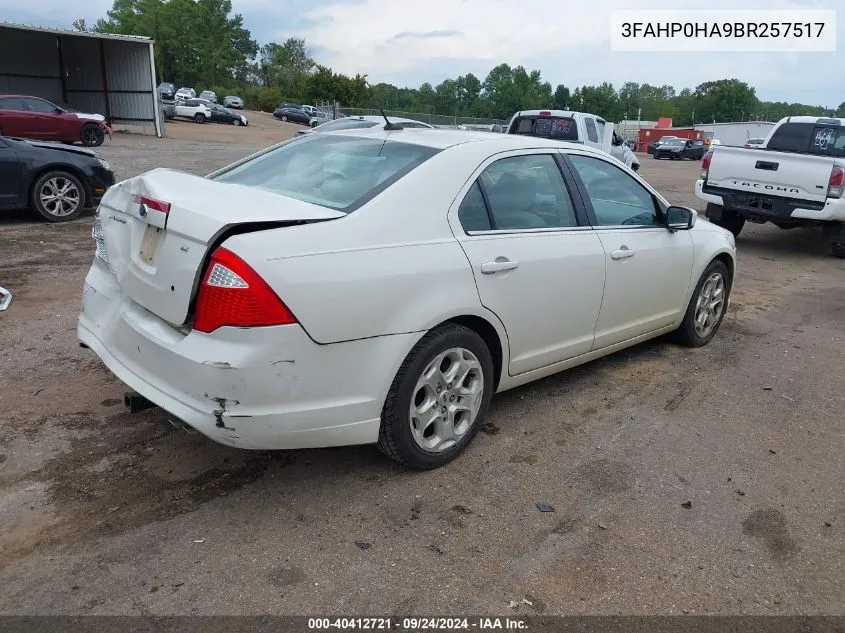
[{"xmin": 308, "ymin": 618, "xmax": 528, "ymax": 630}]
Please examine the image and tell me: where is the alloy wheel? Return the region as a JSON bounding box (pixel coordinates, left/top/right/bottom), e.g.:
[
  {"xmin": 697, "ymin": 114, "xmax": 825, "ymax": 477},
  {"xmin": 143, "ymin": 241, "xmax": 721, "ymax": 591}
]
[
  {"xmin": 694, "ymin": 272, "xmax": 726, "ymax": 338},
  {"xmin": 409, "ymin": 347, "xmax": 484, "ymax": 453},
  {"xmin": 39, "ymin": 176, "xmax": 81, "ymax": 217}
]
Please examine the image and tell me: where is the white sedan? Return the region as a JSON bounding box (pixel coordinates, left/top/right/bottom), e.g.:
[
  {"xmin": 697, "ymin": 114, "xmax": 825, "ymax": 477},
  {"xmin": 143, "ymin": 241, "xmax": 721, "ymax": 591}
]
[{"xmin": 78, "ymin": 128, "xmax": 736, "ymax": 469}]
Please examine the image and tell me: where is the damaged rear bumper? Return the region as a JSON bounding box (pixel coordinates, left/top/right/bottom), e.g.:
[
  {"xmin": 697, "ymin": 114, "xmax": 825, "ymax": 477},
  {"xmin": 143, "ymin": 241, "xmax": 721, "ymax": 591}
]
[{"xmin": 77, "ymin": 261, "xmax": 414, "ymax": 450}]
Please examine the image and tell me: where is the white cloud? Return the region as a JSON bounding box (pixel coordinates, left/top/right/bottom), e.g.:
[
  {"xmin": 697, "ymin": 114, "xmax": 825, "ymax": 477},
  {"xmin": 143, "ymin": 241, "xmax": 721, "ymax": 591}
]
[{"xmin": 286, "ymin": 0, "xmax": 842, "ymax": 104}]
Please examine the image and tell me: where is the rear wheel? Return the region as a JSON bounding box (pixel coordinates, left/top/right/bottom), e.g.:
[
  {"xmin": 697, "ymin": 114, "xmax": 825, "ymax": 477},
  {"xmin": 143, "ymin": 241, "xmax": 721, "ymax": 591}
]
[
  {"xmin": 193, "ymin": 113, "xmax": 206, "ymax": 123},
  {"xmin": 81, "ymin": 123, "xmax": 104, "ymax": 147},
  {"xmin": 378, "ymin": 324, "xmax": 494, "ymax": 470},
  {"xmin": 281, "ymin": 115, "xmax": 288, "ymax": 122},
  {"xmin": 832, "ymin": 242, "xmax": 845, "ymax": 258},
  {"xmin": 31, "ymin": 170, "xmax": 85, "ymax": 222},
  {"xmin": 671, "ymin": 260, "xmax": 731, "ymax": 347}
]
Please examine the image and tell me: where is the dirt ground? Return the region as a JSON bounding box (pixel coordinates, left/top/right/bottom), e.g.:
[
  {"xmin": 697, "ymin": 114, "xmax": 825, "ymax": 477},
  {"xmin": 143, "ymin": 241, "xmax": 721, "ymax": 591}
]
[{"xmin": 0, "ymin": 124, "xmax": 843, "ymax": 616}]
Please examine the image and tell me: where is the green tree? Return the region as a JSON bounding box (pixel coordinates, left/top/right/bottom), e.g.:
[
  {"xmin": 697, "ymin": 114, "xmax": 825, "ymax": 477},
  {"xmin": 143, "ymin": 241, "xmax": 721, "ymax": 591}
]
[
  {"xmin": 552, "ymin": 84, "xmax": 570, "ymax": 110},
  {"xmin": 835, "ymin": 102, "xmax": 845, "ymax": 117},
  {"xmin": 693, "ymin": 79, "xmax": 758, "ymax": 122}
]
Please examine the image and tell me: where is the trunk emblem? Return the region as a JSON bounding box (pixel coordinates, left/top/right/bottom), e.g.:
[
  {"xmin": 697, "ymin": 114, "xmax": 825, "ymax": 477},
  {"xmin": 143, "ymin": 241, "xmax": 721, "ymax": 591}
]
[{"xmin": 138, "ymin": 203, "xmax": 148, "ymax": 218}]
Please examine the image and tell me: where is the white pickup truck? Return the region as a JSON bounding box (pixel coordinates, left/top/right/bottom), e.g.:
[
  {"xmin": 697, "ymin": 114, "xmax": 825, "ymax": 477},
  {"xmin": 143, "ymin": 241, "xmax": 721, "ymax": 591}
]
[
  {"xmin": 695, "ymin": 116, "xmax": 845, "ymax": 258},
  {"xmin": 507, "ymin": 109, "xmax": 640, "ymax": 172}
]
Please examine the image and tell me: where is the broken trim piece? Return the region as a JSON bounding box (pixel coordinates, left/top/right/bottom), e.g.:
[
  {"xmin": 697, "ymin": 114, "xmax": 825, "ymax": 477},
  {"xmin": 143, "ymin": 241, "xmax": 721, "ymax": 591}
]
[{"xmin": 0, "ymin": 286, "xmax": 11, "ymax": 311}]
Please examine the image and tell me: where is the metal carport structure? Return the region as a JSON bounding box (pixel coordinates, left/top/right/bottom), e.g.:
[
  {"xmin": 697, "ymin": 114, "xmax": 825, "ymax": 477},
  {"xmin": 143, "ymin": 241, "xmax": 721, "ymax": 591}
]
[{"xmin": 0, "ymin": 22, "xmax": 163, "ymax": 137}]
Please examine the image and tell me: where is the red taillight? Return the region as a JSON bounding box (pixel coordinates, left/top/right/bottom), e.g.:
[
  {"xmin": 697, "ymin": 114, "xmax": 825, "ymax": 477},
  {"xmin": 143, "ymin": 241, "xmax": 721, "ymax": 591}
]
[
  {"xmin": 193, "ymin": 247, "xmax": 297, "ymax": 333},
  {"xmin": 700, "ymin": 150, "xmax": 713, "ymax": 179},
  {"xmin": 828, "ymin": 166, "xmax": 844, "ymax": 198},
  {"xmin": 539, "ymin": 111, "xmax": 551, "ymax": 116},
  {"xmin": 743, "ymin": 143, "xmax": 750, "ymax": 149}
]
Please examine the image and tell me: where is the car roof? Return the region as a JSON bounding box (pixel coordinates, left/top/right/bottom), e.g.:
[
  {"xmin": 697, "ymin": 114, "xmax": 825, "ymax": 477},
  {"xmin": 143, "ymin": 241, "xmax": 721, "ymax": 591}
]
[
  {"xmin": 317, "ymin": 126, "xmax": 610, "ymax": 153},
  {"xmin": 778, "ymin": 116, "xmax": 845, "ymax": 126},
  {"xmin": 512, "ymin": 109, "xmax": 607, "ymax": 123},
  {"xmin": 335, "ymin": 115, "xmax": 432, "ymax": 126}
]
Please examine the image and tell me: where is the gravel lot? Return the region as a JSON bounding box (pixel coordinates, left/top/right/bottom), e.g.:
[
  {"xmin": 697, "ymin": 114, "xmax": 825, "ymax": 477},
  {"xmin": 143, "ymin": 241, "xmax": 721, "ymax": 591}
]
[{"xmin": 0, "ymin": 125, "xmax": 842, "ymax": 616}]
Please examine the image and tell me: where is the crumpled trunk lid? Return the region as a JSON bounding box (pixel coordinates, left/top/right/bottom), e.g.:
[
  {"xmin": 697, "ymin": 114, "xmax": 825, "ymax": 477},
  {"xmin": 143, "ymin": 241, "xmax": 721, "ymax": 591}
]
[{"xmin": 96, "ymin": 168, "xmax": 343, "ymax": 327}]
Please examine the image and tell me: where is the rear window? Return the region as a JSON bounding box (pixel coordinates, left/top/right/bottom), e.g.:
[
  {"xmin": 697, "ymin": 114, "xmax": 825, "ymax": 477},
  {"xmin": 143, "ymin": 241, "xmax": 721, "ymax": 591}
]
[
  {"xmin": 317, "ymin": 119, "xmax": 379, "ymax": 131},
  {"xmin": 767, "ymin": 122, "xmax": 845, "ymax": 157},
  {"xmin": 509, "ymin": 116, "xmax": 579, "ymax": 141},
  {"xmin": 211, "ymin": 135, "xmax": 440, "ymax": 213}
]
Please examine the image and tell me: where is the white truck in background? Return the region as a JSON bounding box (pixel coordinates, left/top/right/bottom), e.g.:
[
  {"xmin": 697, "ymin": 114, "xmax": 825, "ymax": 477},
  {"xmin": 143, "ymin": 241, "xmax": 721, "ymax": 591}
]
[
  {"xmin": 695, "ymin": 116, "xmax": 845, "ymax": 258},
  {"xmin": 506, "ymin": 109, "xmax": 640, "ymax": 172}
]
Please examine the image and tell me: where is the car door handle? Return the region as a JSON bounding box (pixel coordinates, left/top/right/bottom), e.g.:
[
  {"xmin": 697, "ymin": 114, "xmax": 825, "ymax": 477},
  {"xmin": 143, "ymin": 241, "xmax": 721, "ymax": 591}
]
[
  {"xmin": 480, "ymin": 258, "xmax": 519, "ymax": 274},
  {"xmin": 611, "ymin": 247, "xmax": 635, "ymax": 260}
]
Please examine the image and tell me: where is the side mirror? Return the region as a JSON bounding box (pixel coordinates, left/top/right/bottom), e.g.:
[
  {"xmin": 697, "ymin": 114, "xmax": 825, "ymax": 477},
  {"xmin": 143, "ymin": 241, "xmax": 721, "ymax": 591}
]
[
  {"xmin": 54, "ymin": 107, "xmax": 64, "ymax": 114},
  {"xmin": 666, "ymin": 206, "xmax": 696, "ymax": 231}
]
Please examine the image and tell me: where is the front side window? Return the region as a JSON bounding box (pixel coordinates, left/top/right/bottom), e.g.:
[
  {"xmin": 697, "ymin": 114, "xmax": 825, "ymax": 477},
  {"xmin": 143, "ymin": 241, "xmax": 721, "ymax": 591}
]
[
  {"xmin": 471, "ymin": 154, "xmax": 578, "ymax": 230},
  {"xmin": 212, "ymin": 135, "xmax": 440, "ymax": 213},
  {"xmin": 568, "ymin": 154, "xmax": 661, "ymax": 227},
  {"xmin": 24, "ymin": 98, "xmax": 56, "ymax": 113}
]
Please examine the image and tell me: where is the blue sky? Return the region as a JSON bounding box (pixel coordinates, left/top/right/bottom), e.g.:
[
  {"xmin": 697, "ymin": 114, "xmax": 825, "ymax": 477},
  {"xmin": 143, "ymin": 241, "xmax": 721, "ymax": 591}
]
[{"xmin": 1, "ymin": 0, "xmax": 841, "ymax": 107}]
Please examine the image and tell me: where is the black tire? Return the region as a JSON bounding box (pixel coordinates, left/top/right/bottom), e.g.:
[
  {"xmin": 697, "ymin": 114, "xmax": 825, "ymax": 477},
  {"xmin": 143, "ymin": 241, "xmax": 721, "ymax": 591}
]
[
  {"xmin": 832, "ymin": 242, "xmax": 845, "ymax": 259},
  {"xmin": 232, "ymin": 118, "xmax": 241, "ymax": 126},
  {"xmin": 80, "ymin": 123, "xmax": 104, "ymax": 147},
  {"xmin": 378, "ymin": 323, "xmax": 495, "ymax": 470},
  {"xmin": 670, "ymin": 259, "xmax": 732, "ymax": 347},
  {"xmin": 193, "ymin": 113, "xmax": 206, "ymax": 123},
  {"xmin": 30, "ymin": 170, "xmax": 86, "ymax": 222}
]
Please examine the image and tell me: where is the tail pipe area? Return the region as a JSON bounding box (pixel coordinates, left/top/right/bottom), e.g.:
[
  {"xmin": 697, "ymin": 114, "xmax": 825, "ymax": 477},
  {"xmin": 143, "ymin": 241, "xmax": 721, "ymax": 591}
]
[{"xmin": 124, "ymin": 391, "xmax": 157, "ymax": 413}]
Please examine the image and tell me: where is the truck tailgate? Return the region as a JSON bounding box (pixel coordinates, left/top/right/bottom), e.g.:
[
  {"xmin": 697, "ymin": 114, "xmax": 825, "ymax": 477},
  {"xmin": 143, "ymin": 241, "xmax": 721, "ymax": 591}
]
[{"xmin": 707, "ymin": 146, "xmax": 833, "ymax": 205}]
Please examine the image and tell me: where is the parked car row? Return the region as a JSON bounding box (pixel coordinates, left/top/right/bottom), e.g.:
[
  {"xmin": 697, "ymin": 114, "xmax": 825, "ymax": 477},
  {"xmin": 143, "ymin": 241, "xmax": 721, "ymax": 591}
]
[
  {"xmin": 158, "ymin": 83, "xmax": 244, "ymax": 110},
  {"xmin": 169, "ymin": 99, "xmax": 248, "ymax": 126}
]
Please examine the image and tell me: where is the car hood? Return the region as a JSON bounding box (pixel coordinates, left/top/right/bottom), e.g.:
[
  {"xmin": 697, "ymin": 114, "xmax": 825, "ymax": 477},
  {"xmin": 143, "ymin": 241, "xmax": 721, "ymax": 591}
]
[{"xmin": 13, "ymin": 138, "xmax": 98, "ymax": 159}]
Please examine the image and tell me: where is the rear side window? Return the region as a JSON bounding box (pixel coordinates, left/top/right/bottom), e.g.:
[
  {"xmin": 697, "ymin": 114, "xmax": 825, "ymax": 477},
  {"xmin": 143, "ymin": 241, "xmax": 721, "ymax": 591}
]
[
  {"xmin": 0, "ymin": 97, "xmax": 24, "ymax": 110},
  {"xmin": 212, "ymin": 135, "xmax": 440, "ymax": 213},
  {"xmin": 584, "ymin": 118, "xmax": 599, "ymax": 143},
  {"xmin": 509, "ymin": 116, "xmax": 579, "ymax": 141},
  {"xmin": 767, "ymin": 122, "xmax": 844, "ymax": 156},
  {"xmin": 457, "ymin": 154, "xmax": 579, "ymax": 232}
]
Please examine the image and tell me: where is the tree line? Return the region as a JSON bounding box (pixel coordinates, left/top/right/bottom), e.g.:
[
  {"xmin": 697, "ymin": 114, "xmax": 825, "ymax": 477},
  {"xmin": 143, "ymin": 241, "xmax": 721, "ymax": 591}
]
[{"xmin": 92, "ymin": 0, "xmax": 845, "ymax": 121}]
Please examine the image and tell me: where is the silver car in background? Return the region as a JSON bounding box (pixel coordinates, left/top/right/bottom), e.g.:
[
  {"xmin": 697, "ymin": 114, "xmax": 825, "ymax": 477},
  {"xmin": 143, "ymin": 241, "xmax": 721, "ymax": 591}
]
[{"xmin": 223, "ymin": 95, "xmax": 244, "ymax": 109}]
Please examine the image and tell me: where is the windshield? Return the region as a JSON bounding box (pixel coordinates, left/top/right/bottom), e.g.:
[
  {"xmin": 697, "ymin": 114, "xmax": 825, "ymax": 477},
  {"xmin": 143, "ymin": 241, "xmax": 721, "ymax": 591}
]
[
  {"xmin": 509, "ymin": 116, "xmax": 579, "ymax": 141},
  {"xmin": 664, "ymin": 140, "xmax": 685, "ymax": 146},
  {"xmin": 212, "ymin": 135, "xmax": 440, "ymax": 213}
]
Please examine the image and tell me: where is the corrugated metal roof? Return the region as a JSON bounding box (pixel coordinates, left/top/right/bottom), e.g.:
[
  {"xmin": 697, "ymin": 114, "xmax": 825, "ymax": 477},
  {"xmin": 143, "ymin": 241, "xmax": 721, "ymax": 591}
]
[{"xmin": 0, "ymin": 21, "xmax": 152, "ymax": 43}]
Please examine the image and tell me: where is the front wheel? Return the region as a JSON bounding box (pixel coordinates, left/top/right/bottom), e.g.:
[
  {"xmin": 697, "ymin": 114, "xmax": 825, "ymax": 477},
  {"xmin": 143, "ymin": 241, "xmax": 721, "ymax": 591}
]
[
  {"xmin": 232, "ymin": 118, "xmax": 241, "ymax": 126},
  {"xmin": 832, "ymin": 242, "xmax": 845, "ymax": 259},
  {"xmin": 670, "ymin": 260, "xmax": 731, "ymax": 347},
  {"xmin": 31, "ymin": 170, "xmax": 85, "ymax": 222},
  {"xmin": 378, "ymin": 324, "xmax": 495, "ymax": 469},
  {"xmin": 81, "ymin": 124, "xmax": 104, "ymax": 147}
]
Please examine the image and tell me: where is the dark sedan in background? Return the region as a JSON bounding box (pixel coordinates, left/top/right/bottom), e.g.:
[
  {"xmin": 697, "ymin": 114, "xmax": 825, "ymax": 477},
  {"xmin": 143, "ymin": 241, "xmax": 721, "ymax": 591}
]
[
  {"xmin": 0, "ymin": 135, "xmax": 115, "ymax": 222},
  {"xmin": 209, "ymin": 104, "xmax": 248, "ymax": 126},
  {"xmin": 653, "ymin": 138, "xmax": 705, "ymax": 160},
  {"xmin": 273, "ymin": 105, "xmax": 311, "ymax": 125}
]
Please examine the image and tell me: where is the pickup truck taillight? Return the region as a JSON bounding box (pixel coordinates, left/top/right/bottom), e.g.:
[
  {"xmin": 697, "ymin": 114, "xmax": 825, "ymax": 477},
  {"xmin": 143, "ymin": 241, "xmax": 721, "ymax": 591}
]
[
  {"xmin": 828, "ymin": 166, "xmax": 844, "ymax": 199},
  {"xmin": 700, "ymin": 151, "xmax": 713, "ymax": 179}
]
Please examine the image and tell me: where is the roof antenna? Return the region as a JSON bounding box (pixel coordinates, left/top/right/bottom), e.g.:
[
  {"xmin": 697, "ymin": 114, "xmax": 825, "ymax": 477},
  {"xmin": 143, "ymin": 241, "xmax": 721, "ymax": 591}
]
[{"xmin": 381, "ymin": 108, "xmax": 402, "ymax": 131}]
